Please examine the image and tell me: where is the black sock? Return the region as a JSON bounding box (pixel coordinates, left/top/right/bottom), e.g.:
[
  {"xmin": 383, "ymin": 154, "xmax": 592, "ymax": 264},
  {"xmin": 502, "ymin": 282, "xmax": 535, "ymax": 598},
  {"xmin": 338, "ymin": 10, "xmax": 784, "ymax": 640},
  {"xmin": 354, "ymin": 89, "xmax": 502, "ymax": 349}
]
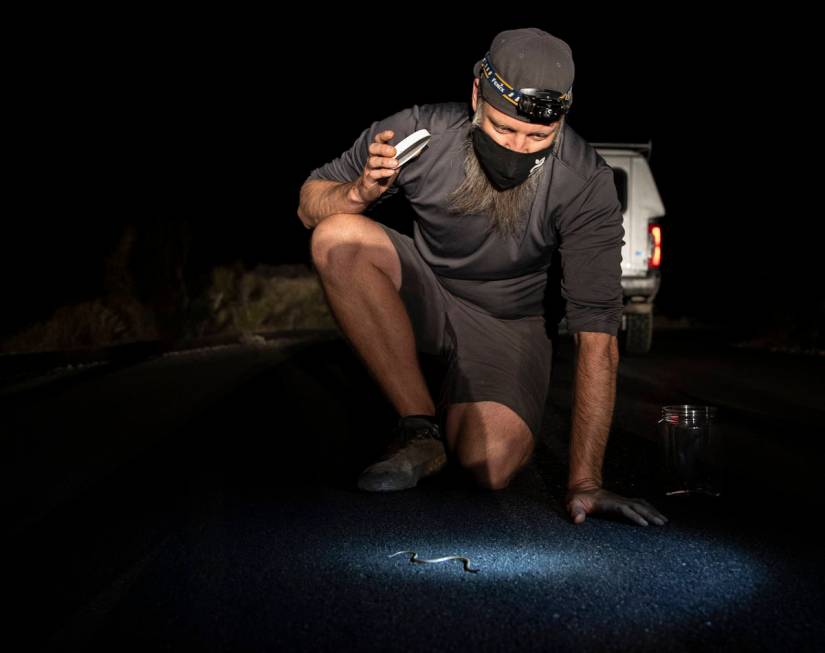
[{"xmin": 398, "ymin": 414, "xmax": 442, "ymax": 440}]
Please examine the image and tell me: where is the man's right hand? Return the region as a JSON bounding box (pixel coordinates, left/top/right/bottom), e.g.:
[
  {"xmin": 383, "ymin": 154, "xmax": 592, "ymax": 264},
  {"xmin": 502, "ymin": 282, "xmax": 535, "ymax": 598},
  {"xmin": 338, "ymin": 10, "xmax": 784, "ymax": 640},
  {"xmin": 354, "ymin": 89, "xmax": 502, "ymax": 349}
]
[{"xmin": 350, "ymin": 130, "xmax": 401, "ymax": 206}]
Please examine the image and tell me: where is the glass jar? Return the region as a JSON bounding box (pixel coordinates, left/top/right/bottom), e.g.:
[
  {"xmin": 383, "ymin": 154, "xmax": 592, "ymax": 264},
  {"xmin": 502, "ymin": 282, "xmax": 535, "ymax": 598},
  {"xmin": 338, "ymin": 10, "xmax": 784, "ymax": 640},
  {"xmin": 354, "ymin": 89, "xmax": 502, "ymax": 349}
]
[{"xmin": 657, "ymin": 405, "xmax": 722, "ymax": 497}]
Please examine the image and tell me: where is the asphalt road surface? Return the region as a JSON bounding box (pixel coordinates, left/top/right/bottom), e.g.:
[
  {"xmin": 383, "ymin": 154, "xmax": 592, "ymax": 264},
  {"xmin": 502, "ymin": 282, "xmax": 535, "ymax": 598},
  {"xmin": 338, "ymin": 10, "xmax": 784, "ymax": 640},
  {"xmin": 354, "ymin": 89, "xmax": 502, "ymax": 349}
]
[{"xmin": 3, "ymin": 327, "xmax": 823, "ymax": 651}]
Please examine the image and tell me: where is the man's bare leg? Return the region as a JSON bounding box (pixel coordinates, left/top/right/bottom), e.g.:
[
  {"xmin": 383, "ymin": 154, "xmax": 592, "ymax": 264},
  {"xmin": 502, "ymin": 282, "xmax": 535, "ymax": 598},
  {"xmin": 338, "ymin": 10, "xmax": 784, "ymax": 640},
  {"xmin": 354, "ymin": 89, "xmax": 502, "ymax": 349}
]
[{"xmin": 311, "ymin": 215, "xmax": 436, "ymax": 419}]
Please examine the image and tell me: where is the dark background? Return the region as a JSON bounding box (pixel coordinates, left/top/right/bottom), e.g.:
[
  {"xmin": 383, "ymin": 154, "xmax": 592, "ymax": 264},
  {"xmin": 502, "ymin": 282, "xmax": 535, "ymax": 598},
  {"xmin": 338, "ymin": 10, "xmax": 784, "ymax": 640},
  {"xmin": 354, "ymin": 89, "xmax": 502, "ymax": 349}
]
[{"xmin": 3, "ymin": 10, "xmax": 818, "ymax": 346}]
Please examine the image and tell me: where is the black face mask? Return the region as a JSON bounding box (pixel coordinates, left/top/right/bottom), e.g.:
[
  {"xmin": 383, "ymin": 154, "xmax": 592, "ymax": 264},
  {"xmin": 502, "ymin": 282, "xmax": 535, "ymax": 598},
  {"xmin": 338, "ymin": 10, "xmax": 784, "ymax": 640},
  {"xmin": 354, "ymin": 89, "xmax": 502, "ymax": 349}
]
[{"xmin": 471, "ymin": 126, "xmax": 554, "ymax": 191}]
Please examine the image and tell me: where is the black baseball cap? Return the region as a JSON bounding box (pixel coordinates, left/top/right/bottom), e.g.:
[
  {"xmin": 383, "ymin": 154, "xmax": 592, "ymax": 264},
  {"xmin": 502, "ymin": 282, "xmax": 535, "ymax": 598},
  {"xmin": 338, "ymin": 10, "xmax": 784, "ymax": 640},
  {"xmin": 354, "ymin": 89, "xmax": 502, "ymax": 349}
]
[{"xmin": 473, "ymin": 27, "xmax": 575, "ymax": 123}]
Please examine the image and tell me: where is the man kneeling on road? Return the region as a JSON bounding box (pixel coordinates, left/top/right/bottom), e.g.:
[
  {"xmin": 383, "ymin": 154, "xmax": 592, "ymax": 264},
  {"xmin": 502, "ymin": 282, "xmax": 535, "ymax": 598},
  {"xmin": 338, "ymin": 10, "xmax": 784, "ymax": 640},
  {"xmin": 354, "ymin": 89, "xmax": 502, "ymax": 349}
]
[{"xmin": 298, "ymin": 27, "xmax": 668, "ymax": 528}]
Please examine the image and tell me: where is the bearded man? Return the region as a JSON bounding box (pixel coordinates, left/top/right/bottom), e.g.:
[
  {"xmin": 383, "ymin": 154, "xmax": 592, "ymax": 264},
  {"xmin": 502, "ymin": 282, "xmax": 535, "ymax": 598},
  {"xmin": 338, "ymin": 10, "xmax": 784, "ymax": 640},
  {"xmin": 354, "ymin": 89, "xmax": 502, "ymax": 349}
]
[{"xmin": 298, "ymin": 27, "xmax": 668, "ymax": 528}]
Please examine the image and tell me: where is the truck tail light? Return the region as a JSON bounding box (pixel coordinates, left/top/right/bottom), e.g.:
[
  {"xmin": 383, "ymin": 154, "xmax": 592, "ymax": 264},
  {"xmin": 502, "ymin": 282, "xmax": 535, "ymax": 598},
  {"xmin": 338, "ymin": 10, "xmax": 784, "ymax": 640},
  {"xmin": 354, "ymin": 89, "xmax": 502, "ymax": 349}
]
[{"xmin": 648, "ymin": 223, "xmax": 662, "ymax": 269}]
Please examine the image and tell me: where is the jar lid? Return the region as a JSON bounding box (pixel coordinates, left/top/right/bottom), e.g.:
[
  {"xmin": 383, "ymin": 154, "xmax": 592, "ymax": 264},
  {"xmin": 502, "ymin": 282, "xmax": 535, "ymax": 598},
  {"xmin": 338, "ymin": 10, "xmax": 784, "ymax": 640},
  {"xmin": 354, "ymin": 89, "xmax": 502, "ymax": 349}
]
[{"xmin": 661, "ymin": 405, "xmax": 717, "ymax": 420}]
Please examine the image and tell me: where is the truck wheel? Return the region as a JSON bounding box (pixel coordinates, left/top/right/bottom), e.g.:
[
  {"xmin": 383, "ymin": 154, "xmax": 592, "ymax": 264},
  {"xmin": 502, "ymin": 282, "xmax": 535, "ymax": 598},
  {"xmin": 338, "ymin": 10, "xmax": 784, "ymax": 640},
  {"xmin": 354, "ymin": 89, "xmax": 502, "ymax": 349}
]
[{"xmin": 623, "ymin": 312, "xmax": 653, "ymax": 355}]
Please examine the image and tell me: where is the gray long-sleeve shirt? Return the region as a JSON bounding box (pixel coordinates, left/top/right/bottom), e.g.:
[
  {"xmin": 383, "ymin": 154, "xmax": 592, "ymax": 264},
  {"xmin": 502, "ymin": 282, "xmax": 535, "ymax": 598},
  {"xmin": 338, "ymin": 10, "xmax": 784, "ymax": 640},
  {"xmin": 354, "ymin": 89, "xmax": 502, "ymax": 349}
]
[{"xmin": 305, "ymin": 101, "xmax": 625, "ymax": 335}]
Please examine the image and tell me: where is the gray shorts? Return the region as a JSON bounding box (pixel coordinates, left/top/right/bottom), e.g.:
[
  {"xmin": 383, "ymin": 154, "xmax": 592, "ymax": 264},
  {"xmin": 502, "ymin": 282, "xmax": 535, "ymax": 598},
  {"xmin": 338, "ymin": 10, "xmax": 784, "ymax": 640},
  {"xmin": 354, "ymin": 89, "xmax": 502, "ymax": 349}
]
[{"xmin": 376, "ymin": 222, "xmax": 553, "ymax": 439}]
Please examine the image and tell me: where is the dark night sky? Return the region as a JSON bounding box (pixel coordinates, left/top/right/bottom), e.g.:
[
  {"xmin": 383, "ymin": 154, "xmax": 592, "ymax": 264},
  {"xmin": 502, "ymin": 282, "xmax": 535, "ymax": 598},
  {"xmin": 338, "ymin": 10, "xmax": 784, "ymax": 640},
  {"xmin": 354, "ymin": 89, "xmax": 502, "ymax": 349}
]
[{"xmin": 4, "ymin": 11, "xmax": 817, "ymax": 339}]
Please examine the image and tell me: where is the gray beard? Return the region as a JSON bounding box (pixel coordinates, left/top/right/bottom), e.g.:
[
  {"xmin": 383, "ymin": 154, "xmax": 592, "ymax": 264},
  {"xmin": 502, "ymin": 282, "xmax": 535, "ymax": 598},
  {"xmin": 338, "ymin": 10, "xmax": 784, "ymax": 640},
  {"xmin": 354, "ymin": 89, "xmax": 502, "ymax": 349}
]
[{"xmin": 446, "ymin": 112, "xmax": 558, "ymax": 238}]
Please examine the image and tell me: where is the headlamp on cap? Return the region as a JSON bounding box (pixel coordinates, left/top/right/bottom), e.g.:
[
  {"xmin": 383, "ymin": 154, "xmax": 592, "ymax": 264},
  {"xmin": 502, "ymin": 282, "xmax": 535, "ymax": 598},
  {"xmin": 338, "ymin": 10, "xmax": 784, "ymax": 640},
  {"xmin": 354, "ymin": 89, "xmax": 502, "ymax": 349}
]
[{"xmin": 479, "ymin": 52, "xmax": 572, "ymax": 124}]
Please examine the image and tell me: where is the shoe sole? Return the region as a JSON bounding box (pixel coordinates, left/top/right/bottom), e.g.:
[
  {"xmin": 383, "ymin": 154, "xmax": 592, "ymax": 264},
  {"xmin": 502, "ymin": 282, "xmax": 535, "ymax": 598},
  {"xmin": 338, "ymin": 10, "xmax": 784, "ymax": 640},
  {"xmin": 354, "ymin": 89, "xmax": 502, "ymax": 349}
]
[{"xmin": 357, "ymin": 449, "xmax": 448, "ymax": 492}]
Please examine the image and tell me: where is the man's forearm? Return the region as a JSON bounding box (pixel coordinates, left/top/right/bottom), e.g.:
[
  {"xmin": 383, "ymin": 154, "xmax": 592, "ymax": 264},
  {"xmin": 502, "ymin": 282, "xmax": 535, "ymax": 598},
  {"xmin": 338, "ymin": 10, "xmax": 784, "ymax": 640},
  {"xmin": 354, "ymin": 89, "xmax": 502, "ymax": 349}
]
[
  {"xmin": 297, "ymin": 179, "xmax": 369, "ymax": 229},
  {"xmin": 567, "ymin": 333, "xmax": 619, "ymax": 491}
]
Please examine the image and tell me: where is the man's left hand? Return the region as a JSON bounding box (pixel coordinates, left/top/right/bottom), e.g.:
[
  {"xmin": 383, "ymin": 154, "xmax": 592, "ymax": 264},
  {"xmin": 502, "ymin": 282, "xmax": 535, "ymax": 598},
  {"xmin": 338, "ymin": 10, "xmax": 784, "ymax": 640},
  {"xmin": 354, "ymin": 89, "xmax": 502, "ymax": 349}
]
[{"xmin": 565, "ymin": 485, "xmax": 669, "ymax": 527}]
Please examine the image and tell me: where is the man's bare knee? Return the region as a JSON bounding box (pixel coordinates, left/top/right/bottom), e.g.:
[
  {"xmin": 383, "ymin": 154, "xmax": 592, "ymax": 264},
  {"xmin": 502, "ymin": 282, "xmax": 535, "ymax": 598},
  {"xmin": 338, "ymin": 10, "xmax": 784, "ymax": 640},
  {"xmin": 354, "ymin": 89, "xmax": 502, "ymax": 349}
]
[
  {"xmin": 310, "ymin": 213, "xmax": 402, "ymax": 292},
  {"xmin": 474, "ymin": 471, "xmax": 512, "ymax": 491},
  {"xmin": 455, "ymin": 434, "xmax": 532, "ymax": 491},
  {"xmin": 310, "ymin": 213, "xmax": 368, "ymax": 270}
]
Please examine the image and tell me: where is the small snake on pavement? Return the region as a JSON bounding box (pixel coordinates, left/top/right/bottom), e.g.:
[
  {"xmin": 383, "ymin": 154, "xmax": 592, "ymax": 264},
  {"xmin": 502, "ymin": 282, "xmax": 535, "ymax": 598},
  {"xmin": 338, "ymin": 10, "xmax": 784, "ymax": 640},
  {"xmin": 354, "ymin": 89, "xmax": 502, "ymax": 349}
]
[{"xmin": 388, "ymin": 550, "xmax": 480, "ymax": 573}]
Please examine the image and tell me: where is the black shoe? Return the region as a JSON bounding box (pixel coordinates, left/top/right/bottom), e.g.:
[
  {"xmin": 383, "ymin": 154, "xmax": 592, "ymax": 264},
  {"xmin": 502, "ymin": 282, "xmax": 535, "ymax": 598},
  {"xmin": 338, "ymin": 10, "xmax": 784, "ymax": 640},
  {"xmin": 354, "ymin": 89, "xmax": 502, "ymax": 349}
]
[{"xmin": 356, "ymin": 415, "xmax": 448, "ymax": 492}]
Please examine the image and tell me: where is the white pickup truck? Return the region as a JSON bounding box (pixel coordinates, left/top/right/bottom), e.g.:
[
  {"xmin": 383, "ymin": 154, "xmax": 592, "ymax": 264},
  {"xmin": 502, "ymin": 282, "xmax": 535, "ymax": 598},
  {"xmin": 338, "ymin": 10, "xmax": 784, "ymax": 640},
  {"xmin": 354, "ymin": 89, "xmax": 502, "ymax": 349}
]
[{"xmin": 558, "ymin": 141, "xmax": 666, "ymax": 354}]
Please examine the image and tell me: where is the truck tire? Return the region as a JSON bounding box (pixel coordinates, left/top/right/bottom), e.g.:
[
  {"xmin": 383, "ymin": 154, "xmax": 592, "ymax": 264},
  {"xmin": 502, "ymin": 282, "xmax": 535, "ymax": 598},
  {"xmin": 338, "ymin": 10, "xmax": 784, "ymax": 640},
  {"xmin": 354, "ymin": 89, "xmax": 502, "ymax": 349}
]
[{"xmin": 623, "ymin": 312, "xmax": 653, "ymax": 355}]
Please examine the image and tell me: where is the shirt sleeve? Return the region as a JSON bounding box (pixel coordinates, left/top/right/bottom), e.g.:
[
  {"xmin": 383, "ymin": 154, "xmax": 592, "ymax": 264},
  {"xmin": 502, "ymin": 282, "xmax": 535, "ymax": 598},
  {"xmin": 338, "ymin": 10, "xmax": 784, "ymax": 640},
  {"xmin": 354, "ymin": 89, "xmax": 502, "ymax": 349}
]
[
  {"xmin": 554, "ymin": 164, "xmax": 625, "ymax": 336},
  {"xmin": 304, "ymin": 105, "xmax": 419, "ymax": 208}
]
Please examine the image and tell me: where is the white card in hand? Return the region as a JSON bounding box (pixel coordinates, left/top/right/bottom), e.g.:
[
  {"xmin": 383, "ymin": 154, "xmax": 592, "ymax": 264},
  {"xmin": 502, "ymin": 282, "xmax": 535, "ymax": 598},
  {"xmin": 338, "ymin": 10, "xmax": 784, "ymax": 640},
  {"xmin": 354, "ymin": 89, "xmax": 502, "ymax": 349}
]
[{"xmin": 393, "ymin": 129, "xmax": 431, "ymax": 168}]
